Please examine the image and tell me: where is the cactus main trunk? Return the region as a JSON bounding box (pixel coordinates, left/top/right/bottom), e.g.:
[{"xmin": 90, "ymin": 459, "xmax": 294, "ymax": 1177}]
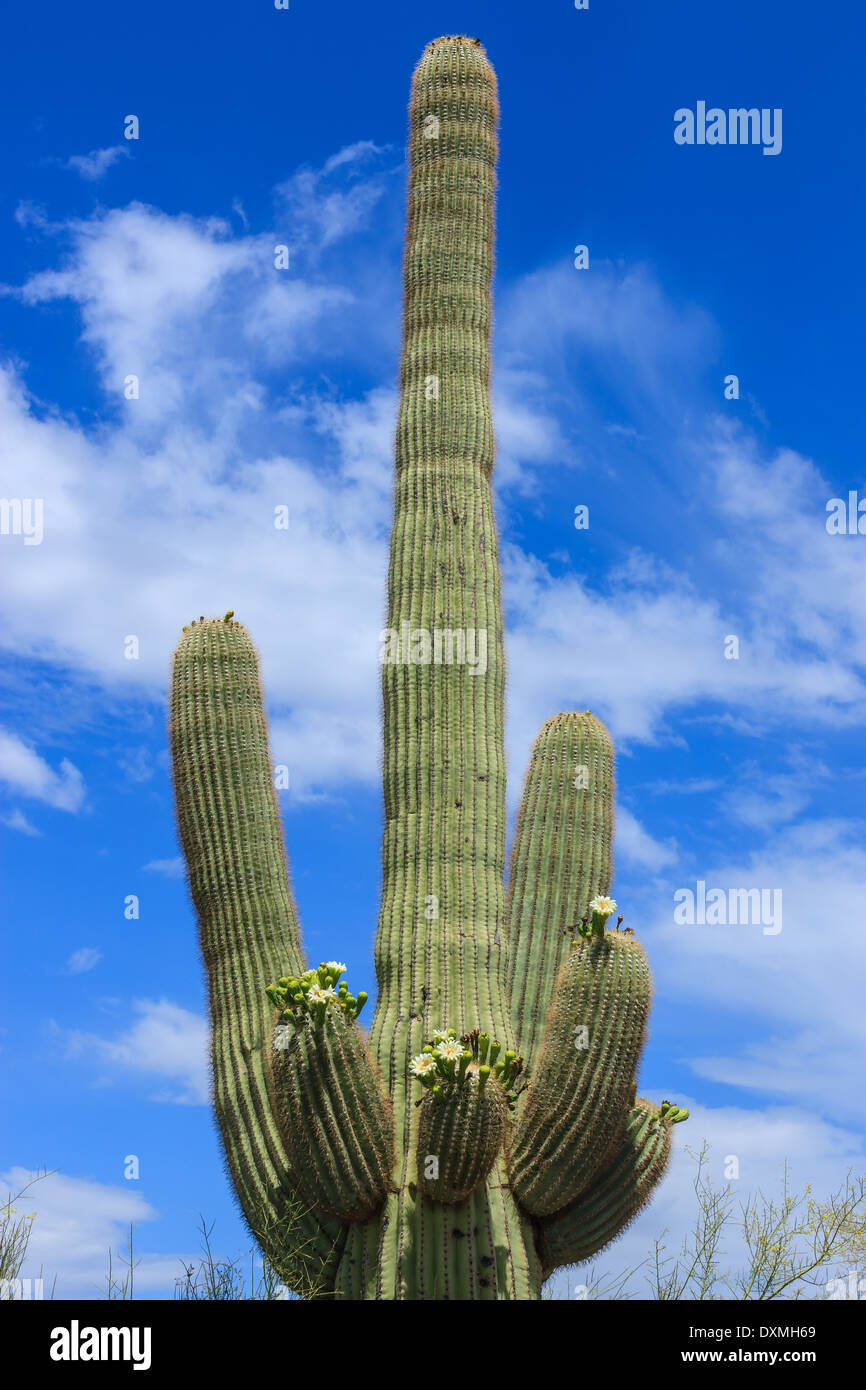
[{"xmin": 340, "ymin": 34, "xmax": 537, "ymax": 1300}]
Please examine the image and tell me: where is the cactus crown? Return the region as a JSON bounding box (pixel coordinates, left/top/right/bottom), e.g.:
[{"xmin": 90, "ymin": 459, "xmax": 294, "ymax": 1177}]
[{"xmin": 168, "ymin": 34, "xmax": 685, "ymax": 1301}]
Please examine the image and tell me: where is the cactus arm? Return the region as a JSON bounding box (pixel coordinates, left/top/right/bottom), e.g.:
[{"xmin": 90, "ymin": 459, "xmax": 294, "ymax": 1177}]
[
  {"xmin": 169, "ymin": 618, "xmax": 345, "ymax": 1286},
  {"xmin": 505, "ymin": 712, "xmax": 614, "ymax": 1061},
  {"xmin": 509, "ymin": 927, "xmax": 651, "ymax": 1216},
  {"xmin": 537, "ymin": 1100, "xmax": 673, "ymax": 1280},
  {"xmin": 269, "ymin": 1009, "xmax": 394, "ymax": 1223}
]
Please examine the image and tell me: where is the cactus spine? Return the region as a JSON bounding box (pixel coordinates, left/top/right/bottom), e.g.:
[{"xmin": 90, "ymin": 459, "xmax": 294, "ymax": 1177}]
[{"xmin": 168, "ymin": 35, "xmax": 684, "ymax": 1301}]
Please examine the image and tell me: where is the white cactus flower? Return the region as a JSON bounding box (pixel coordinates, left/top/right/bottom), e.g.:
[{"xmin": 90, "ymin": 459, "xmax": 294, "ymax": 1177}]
[
  {"xmin": 273, "ymin": 1025, "xmax": 292, "ymax": 1053},
  {"xmin": 435, "ymin": 1039, "xmax": 463, "ymax": 1063},
  {"xmin": 589, "ymin": 895, "xmax": 617, "ymax": 917},
  {"xmin": 410, "ymin": 1053, "xmax": 438, "ymax": 1078},
  {"xmin": 308, "ymin": 984, "xmax": 336, "ymax": 1005},
  {"xmin": 324, "ymin": 961, "xmax": 346, "ymax": 973}
]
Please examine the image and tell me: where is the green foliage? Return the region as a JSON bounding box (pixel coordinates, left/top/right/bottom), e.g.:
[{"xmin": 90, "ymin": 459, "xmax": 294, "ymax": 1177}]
[
  {"xmin": 0, "ymin": 1170, "xmax": 56, "ymax": 1300},
  {"xmin": 560, "ymin": 1146, "xmax": 866, "ymax": 1302},
  {"xmin": 267, "ymin": 963, "xmax": 368, "ymax": 1027},
  {"xmin": 174, "ymin": 1215, "xmax": 328, "ymax": 1301}
]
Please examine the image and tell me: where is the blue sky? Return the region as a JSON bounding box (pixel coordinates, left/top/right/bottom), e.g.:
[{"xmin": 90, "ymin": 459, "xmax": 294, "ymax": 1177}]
[{"xmin": 2, "ymin": 0, "xmax": 865, "ymax": 1297}]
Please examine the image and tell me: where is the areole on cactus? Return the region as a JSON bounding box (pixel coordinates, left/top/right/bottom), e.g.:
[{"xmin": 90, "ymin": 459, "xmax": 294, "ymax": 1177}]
[{"xmin": 168, "ymin": 34, "xmax": 687, "ymax": 1300}]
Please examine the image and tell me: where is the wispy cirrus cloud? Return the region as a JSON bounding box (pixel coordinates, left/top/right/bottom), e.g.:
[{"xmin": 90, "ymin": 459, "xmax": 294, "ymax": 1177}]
[
  {"xmin": 64, "ymin": 947, "xmax": 101, "ymax": 975},
  {"xmin": 64, "ymin": 145, "xmax": 130, "ymax": 181},
  {"xmin": 631, "ymin": 815, "xmax": 866, "ymax": 1126},
  {"xmin": 275, "ymin": 139, "xmax": 394, "ymax": 251},
  {"xmin": 1, "ymin": 807, "xmax": 42, "ymax": 835},
  {"xmin": 61, "ymin": 998, "xmax": 209, "ymax": 1105},
  {"xmin": 142, "ymin": 856, "xmax": 185, "ymax": 879}
]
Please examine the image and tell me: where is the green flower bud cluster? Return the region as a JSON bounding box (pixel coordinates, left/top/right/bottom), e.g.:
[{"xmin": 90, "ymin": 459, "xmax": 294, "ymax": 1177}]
[
  {"xmin": 265, "ymin": 962, "xmax": 368, "ymax": 1030},
  {"xmin": 465, "ymin": 1029, "xmax": 526, "ymax": 1109},
  {"xmin": 409, "ymin": 1028, "xmax": 472, "ymax": 1097},
  {"xmin": 409, "ymin": 1027, "xmax": 525, "ymax": 1110},
  {"xmin": 181, "ymin": 611, "xmax": 235, "ymax": 633},
  {"xmin": 659, "ymin": 1099, "xmax": 689, "ymax": 1124}
]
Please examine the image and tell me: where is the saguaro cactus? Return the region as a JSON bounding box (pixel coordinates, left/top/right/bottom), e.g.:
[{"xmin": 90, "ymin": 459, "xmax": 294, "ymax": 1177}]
[{"xmin": 169, "ymin": 35, "xmax": 686, "ymax": 1301}]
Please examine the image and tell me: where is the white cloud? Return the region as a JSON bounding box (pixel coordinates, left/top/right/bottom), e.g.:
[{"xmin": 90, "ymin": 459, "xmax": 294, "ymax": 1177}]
[
  {"xmin": 14, "ymin": 200, "xmax": 49, "ymax": 230},
  {"xmin": 642, "ymin": 777, "xmax": 723, "ymax": 796},
  {"xmin": 689, "ymin": 1040, "xmax": 863, "ymax": 1110},
  {"xmin": 498, "ymin": 260, "xmax": 716, "ymax": 432},
  {"xmin": 142, "ymin": 856, "xmax": 185, "ymax": 879},
  {"xmin": 502, "ymin": 543, "xmax": 843, "ymax": 791},
  {"xmin": 1, "ymin": 807, "xmax": 42, "ymax": 835},
  {"xmin": 492, "ymin": 264, "xmax": 866, "ymax": 760},
  {"xmin": 65, "ymin": 947, "xmax": 101, "ymax": 975},
  {"xmin": 116, "ymin": 746, "xmax": 154, "ymax": 784},
  {"xmin": 616, "ymin": 807, "xmax": 677, "ymax": 871},
  {"xmin": 61, "ymin": 998, "xmax": 209, "ymax": 1105},
  {"xmin": 242, "ymin": 278, "xmax": 353, "ymax": 356},
  {"xmin": 275, "ymin": 140, "xmax": 392, "ymax": 250},
  {"xmin": 0, "ymin": 351, "xmax": 388, "ymax": 795},
  {"xmin": 322, "ymin": 140, "xmax": 389, "ymax": 175},
  {"xmin": 0, "ymin": 155, "xmax": 401, "ymax": 796},
  {"xmin": 493, "ymin": 368, "xmax": 573, "ymax": 492},
  {"xmin": 1, "ymin": 1167, "xmax": 183, "ymax": 1299},
  {"xmin": 14, "ymin": 203, "xmax": 257, "ymax": 416},
  {"xmin": 0, "ymin": 727, "xmax": 86, "ymax": 812},
  {"xmin": 271, "ymin": 709, "xmax": 379, "ymax": 801},
  {"xmin": 64, "ymin": 146, "xmax": 129, "ymax": 181},
  {"xmin": 308, "ymin": 386, "xmax": 397, "ymax": 497},
  {"xmin": 642, "ymin": 816, "xmax": 866, "ymax": 1125},
  {"xmin": 719, "ymin": 751, "xmax": 830, "ymax": 831}
]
